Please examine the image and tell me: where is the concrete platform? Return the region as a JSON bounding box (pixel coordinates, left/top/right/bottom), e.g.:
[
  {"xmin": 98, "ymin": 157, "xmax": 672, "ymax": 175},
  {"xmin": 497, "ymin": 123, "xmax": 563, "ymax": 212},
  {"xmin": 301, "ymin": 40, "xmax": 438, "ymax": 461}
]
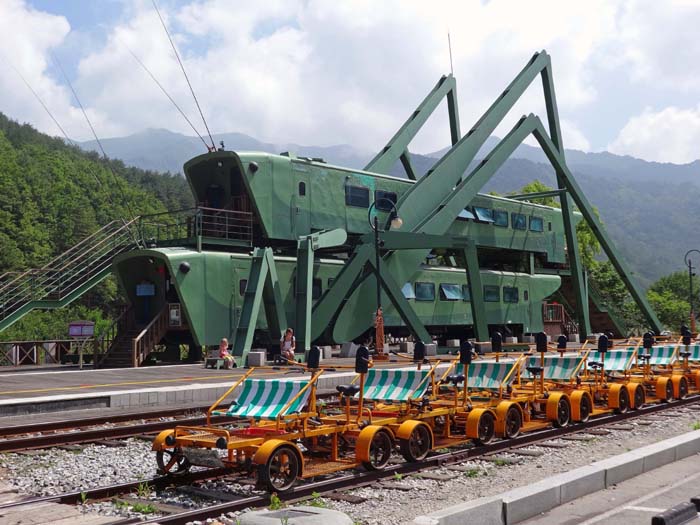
[
  {"xmin": 413, "ymin": 430, "xmax": 700, "ymax": 525},
  {"xmin": 0, "ymin": 359, "xmax": 440, "ymax": 418}
]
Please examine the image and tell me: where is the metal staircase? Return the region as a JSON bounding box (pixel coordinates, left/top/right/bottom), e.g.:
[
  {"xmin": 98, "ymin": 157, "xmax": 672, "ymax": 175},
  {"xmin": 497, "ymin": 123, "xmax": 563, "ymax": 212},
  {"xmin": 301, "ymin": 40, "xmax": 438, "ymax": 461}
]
[{"xmin": 0, "ymin": 218, "xmax": 141, "ymax": 332}]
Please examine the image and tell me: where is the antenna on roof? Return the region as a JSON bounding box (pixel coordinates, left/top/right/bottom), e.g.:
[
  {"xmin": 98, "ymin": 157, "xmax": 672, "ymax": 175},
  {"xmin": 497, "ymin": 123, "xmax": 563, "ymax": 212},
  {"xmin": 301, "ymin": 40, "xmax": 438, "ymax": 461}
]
[
  {"xmin": 151, "ymin": 0, "xmax": 216, "ymax": 152},
  {"xmin": 447, "ymin": 31, "xmax": 454, "ymax": 76}
]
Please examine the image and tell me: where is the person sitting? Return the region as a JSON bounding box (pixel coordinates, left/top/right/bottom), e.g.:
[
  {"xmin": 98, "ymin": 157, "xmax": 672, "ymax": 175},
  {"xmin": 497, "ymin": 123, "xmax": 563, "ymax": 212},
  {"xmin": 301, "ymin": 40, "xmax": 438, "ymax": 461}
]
[
  {"xmin": 219, "ymin": 338, "xmax": 234, "ymax": 369},
  {"xmin": 280, "ymin": 328, "xmax": 296, "ymax": 363}
]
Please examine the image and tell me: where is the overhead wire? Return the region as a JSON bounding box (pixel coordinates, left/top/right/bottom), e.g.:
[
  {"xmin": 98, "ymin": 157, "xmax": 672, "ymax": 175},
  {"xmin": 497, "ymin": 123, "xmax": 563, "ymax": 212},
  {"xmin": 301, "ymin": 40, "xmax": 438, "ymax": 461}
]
[
  {"xmin": 118, "ymin": 38, "xmax": 211, "ymax": 151},
  {"xmin": 6, "ymin": 59, "xmax": 76, "ymax": 147},
  {"xmin": 151, "ymin": 0, "xmax": 216, "ymax": 151},
  {"xmin": 50, "ymin": 52, "xmax": 138, "ymax": 223}
]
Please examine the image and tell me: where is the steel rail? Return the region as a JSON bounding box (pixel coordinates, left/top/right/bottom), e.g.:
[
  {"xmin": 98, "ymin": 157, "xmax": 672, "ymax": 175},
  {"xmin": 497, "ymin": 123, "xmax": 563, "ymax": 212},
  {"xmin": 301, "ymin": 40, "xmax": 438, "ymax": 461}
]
[
  {"xmin": 135, "ymin": 394, "xmax": 700, "ymax": 525},
  {"xmin": 2, "ymin": 395, "xmax": 698, "ymax": 523}
]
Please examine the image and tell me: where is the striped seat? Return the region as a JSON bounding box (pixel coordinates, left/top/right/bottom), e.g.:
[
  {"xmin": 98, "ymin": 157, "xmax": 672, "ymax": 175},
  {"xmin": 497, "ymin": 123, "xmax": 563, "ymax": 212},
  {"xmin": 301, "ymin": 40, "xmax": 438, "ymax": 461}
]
[
  {"xmin": 684, "ymin": 344, "xmax": 700, "ymax": 362},
  {"xmin": 466, "ymin": 360, "xmax": 518, "ymax": 390},
  {"xmin": 645, "ymin": 346, "xmax": 678, "ymax": 366},
  {"xmin": 219, "ymin": 378, "xmax": 311, "ymax": 419},
  {"xmin": 359, "ymin": 368, "xmax": 430, "ymax": 401},
  {"xmin": 588, "ymin": 350, "xmax": 635, "ymax": 372},
  {"xmin": 523, "ymin": 355, "xmax": 585, "ymax": 381}
]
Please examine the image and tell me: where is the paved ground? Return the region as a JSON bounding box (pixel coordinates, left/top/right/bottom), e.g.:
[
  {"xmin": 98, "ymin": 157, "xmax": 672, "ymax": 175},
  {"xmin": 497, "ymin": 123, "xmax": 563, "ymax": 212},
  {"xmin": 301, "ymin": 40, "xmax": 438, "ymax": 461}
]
[
  {"xmin": 0, "ymin": 357, "xmax": 412, "ymax": 401},
  {"xmin": 520, "ymin": 454, "xmax": 700, "ymax": 524}
]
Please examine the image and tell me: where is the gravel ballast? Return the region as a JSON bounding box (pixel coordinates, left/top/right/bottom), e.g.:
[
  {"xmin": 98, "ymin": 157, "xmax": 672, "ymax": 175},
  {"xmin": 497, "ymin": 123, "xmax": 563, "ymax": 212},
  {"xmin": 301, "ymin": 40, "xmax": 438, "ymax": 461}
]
[{"xmin": 0, "ymin": 406, "xmax": 699, "ymax": 524}]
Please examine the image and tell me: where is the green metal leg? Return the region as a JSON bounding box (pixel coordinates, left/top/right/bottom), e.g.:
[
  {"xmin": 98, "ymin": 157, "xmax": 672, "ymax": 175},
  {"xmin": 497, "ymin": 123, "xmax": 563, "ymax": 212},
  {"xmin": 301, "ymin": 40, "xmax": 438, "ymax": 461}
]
[
  {"xmin": 295, "ymin": 238, "xmax": 314, "ymax": 352},
  {"xmin": 463, "ymin": 244, "xmax": 489, "ymax": 341}
]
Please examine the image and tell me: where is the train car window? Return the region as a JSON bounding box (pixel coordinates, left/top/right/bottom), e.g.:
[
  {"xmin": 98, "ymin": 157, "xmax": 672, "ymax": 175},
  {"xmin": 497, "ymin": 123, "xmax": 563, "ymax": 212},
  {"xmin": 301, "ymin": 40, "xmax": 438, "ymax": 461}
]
[
  {"xmin": 457, "ymin": 208, "xmax": 476, "ymax": 221},
  {"xmin": 415, "ymin": 282, "xmax": 436, "ymax": 301},
  {"xmin": 312, "ymin": 278, "xmax": 323, "ymax": 300},
  {"xmin": 474, "ymin": 206, "xmax": 495, "ymax": 223},
  {"xmin": 462, "ymin": 285, "xmax": 471, "ymax": 302},
  {"xmin": 529, "ymin": 216, "xmax": 544, "ymax": 232},
  {"xmin": 239, "ymin": 279, "xmax": 247, "ymax": 296},
  {"xmin": 375, "ymin": 190, "xmax": 397, "ymax": 210},
  {"xmin": 439, "ymin": 283, "xmax": 462, "ymax": 301},
  {"xmin": 503, "ymin": 286, "xmax": 519, "ymax": 303},
  {"xmin": 511, "ymin": 213, "xmax": 527, "ymax": 230},
  {"xmin": 298, "ymin": 181, "xmax": 306, "ymax": 196},
  {"xmin": 345, "ymin": 185, "xmax": 370, "ymax": 207},
  {"xmin": 483, "ymin": 285, "xmax": 500, "ymax": 302},
  {"xmin": 493, "ymin": 210, "xmax": 508, "ymax": 227},
  {"xmin": 524, "ymin": 290, "xmax": 529, "ymax": 301},
  {"xmin": 402, "ymin": 282, "xmax": 416, "ymax": 299},
  {"xmin": 548, "ymin": 222, "xmax": 552, "ymax": 231}
]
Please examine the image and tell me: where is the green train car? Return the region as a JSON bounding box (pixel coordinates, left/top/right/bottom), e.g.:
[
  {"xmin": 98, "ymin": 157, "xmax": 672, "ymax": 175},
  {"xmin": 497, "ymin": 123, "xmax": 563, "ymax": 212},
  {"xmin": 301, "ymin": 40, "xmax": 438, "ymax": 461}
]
[{"xmin": 114, "ymin": 248, "xmax": 560, "ymax": 349}]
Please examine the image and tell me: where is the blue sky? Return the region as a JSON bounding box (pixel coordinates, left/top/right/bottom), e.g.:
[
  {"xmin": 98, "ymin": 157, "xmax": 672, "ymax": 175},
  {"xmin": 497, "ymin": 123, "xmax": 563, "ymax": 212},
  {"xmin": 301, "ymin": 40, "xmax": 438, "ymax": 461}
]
[{"xmin": 2, "ymin": 1, "xmax": 700, "ymax": 163}]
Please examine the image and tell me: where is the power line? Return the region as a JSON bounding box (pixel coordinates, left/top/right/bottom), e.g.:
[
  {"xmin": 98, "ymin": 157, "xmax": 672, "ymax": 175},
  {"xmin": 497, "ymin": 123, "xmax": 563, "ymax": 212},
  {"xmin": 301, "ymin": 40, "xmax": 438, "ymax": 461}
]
[
  {"xmin": 7, "ymin": 60, "xmax": 75, "ymax": 147},
  {"xmin": 119, "ymin": 38, "xmax": 211, "ymax": 150},
  {"xmin": 51, "ymin": 52, "xmax": 138, "ymax": 222},
  {"xmin": 152, "ymin": 0, "xmax": 216, "ymax": 151}
]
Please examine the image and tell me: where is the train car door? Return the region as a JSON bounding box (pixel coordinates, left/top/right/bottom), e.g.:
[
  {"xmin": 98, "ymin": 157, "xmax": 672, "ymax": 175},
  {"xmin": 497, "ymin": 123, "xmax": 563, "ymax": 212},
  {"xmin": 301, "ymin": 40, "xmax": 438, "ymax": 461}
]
[{"xmin": 293, "ymin": 175, "xmax": 310, "ymax": 237}]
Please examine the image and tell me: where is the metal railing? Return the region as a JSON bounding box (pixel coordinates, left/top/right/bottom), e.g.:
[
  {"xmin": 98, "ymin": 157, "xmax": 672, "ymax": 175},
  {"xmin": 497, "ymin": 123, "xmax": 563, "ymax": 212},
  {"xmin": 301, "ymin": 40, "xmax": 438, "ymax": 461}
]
[
  {"xmin": 132, "ymin": 305, "xmax": 169, "ymax": 367},
  {"xmin": 542, "ymin": 302, "xmax": 579, "ymax": 336},
  {"xmin": 0, "ymin": 219, "xmax": 141, "ymax": 326},
  {"xmin": 0, "ymin": 339, "xmax": 90, "ymax": 367},
  {"xmin": 93, "ymin": 306, "xmax": 132, "ymax": 367},
  {"xmin": 137, "ymin": 207, "xmax": 253, "ymax": 247}
]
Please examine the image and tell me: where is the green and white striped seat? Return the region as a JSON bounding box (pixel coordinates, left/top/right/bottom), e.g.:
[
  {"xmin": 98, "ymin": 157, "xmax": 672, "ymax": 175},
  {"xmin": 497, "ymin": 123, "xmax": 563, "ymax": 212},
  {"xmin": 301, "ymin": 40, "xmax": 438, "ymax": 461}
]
[
  {"xmin": 359, "ymin": 368, "xmax": 430, "ymax": 401},
  {"xmin": 466, "ymin": 360, "xmax": 518, "ymax": 390},
  {"xmin": 215, "ymin": 378, "xmax": 311, "ymax": 419},
  {"xmin": 645, "ymin": 346, "xmax": 678, "ymax": 366},
  {"xmin": 523, "ymin": 355, "xmax": 585, "ymax": 381},
  {"xmin": 588, "ymin": 350, "xmax": 635, "ymax": 372},
  {"xmin": 683, "ymin": 344, "xmax": 700, "ymax": 362}
]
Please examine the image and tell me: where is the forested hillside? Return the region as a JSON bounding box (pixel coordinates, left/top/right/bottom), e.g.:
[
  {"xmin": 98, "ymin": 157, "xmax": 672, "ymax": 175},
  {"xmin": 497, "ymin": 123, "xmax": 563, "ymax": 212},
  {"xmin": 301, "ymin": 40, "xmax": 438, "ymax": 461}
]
[{"xmin": 0, "ymin": 113, "xmax": 192, "ymax": 340}]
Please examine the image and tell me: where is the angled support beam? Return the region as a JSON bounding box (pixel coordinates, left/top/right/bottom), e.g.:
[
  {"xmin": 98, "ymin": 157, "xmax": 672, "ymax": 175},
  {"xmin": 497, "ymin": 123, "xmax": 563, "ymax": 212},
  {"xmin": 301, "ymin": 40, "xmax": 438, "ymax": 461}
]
[
  {"xmin": 367, "ymin": 257, "xmax": 431, "ymax": 344},
  {"xmin": 400, "ymin": 150, "xmax": 418, "ymax": 181},
  {"xmin": 540, "ymin": 62, "xmax": 590, "ymax": 338},
  {"xmin": 365, "ymin": 75, "xmax": 459, "ymax": 175},
  {"xmin": 532, "ymin": 124, "xmax": 664, "ymax": 333},
  {"xmin": 463, "ymin": 243, "xmax": 489, "ymax": 341},
  {"xmin": 262, "ymin": 247, "xmax": 287, "ymax": 341}
]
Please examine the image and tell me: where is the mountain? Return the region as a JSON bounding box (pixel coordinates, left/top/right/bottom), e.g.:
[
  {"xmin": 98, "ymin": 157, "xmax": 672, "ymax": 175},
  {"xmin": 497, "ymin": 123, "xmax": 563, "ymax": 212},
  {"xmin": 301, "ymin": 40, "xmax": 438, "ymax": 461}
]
[{"xmin": 79, "ymin": 129, "xmax": 700, "ymax": 288}]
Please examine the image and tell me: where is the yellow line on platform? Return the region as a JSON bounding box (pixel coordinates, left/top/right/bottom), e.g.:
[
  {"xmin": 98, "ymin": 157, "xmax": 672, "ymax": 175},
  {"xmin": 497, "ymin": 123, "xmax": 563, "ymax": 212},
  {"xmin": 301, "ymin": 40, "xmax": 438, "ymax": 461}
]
[{"xmin": 0, "ymin": 371, "xmax": 287, "ymax": 396}]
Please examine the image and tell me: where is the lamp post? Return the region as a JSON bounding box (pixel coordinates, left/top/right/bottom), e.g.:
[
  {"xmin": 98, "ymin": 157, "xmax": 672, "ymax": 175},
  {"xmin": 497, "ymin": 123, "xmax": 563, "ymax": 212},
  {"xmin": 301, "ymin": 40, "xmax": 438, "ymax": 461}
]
[
  {"xmin": 368, "ymin": 199, "xmax": 403, "ymax": 360},
  {"xmin": 685, "ymin": 250, "xmax": 700, "ymax": 334}
]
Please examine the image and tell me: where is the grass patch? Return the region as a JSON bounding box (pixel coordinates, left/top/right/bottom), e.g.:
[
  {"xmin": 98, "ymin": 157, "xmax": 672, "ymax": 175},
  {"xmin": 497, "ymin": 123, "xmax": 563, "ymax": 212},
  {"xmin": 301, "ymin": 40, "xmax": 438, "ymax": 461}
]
[
  {"xmin": 307, "ymin": 491, "xmax": 328, "ymax": 508},
  {"xmin": 269, "ymin": 493, "xmax": 284, "ymax": 510},
  {"xmin": 463, "ymin": 468, "xmax": 481, "ymax": 478},
  {"xmin": 692, "ymin": 421, "xmax": 700, "ymax": 431}
]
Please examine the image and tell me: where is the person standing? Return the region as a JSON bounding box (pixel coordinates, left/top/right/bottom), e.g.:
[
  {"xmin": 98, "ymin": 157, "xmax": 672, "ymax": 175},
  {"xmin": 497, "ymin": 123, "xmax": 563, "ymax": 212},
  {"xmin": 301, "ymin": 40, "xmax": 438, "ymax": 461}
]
[{"xmin": 280, "ymin": 328, "xmax": 296, "ymax": 362}]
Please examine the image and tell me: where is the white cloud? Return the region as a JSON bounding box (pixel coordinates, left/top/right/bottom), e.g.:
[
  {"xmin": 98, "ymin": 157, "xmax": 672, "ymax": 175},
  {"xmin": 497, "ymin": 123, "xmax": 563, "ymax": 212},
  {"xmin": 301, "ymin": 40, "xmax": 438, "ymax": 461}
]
[
  {"xmin": 608, "ymin": 105, "xmax": 700, "ymax": 164},
  {"xmin": 2, "ymin": 0, "xmax": 699, "ymax": 164}
]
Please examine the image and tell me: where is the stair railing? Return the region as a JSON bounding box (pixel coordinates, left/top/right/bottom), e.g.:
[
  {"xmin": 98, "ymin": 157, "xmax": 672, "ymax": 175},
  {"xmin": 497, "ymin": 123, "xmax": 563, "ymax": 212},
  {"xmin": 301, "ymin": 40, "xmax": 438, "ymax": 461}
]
[
  {"xmin": 132, "ymin": 305, "xmax": 169, "ymax": 367},
  {"xmin": 94, "ymin": 306, "xmax": 132, "ymax": 368}
]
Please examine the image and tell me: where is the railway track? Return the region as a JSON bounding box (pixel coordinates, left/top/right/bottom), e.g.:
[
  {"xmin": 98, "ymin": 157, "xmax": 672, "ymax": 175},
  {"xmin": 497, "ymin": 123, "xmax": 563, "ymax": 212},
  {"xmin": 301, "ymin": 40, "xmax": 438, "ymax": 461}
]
[{"xmin": 2, "ymin": 393, "xmax": 699, "ymax": 525}]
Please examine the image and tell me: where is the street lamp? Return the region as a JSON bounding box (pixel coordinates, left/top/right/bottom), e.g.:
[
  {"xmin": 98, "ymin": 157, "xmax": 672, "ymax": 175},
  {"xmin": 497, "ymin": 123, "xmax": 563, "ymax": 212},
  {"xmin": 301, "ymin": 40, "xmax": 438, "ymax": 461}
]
[
  {"xmin": 368, "ymin": 198, "xmax": 403, "ymax": 360},
  {"xmin": 684, "ymin": 249, "xmax": 700, "ymax": 334}
]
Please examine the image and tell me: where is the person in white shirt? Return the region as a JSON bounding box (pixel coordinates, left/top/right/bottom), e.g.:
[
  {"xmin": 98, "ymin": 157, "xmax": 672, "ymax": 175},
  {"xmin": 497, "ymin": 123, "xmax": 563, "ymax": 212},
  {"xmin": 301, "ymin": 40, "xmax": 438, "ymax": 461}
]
[{"xmin": 280, "ymin": 328, "xmax": 296, "ymax": 362}]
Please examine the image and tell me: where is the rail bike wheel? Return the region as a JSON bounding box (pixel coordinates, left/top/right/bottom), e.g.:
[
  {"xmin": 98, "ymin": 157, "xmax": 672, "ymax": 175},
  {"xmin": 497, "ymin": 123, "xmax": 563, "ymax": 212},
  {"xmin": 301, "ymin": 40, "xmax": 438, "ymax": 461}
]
[
  {"xmin": 156, "ymin": 447, "xmax": 191, "ymax": 476},
  {"xmin": 504, "ymin": 405, "xmax": 522, "ymax": 438},
  {"xmin": 677, "ymin": 376, "xmax": 689, "ymax": 399},
  {"xmin": 362, "ymin": 429, "xmax": 394, "ymax": 471},
  {"xmin": 553, "ymin": 396, "xmax": 571, "ymax": 428},
  {"xmin": 400, "ymin": 424, "xmax": 432, "ymax": 462},
  {"xmin": 259, "ymin": 444, "xmax": 300, "ymax": 492},
  {"xmin": 578, "ymin": 393, "xmax": 592, "ymax": 422},
  {"xmin": 614, "ymin": 385, "xmax": 630, "ymax": 414},
  {"xmin": 475, "ymin": 411, "xmax": 496, "ymax": 445},
  {"xmin": 632, "ymin": 384, "xmax": 645, "ymax": 409},
  {"xmin": 656, "ymin": 377, "xmax": 674, "ymax": 402}
]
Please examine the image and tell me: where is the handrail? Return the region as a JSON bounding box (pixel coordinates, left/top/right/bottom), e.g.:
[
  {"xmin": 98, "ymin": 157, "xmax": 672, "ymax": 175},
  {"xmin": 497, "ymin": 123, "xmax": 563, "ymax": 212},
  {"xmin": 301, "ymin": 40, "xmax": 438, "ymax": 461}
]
[
  {"xmin": 94, "ymin": 305, "xmax": 131, "ymax": 367},
  {"xmin": 132, "ymin": 305, "xmax": 169, "ymax": 367},
  {"xmin": 275, "ymin": 370, "xmax": 324, "ymax": 429}
]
